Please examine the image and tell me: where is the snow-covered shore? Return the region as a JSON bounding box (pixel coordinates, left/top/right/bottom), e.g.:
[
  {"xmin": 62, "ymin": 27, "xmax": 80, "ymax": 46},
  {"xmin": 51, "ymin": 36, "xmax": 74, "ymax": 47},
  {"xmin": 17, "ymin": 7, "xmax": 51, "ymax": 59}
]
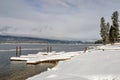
[{"xmin": 27, "ymin": 43, "xmax": 120, "ymax": 80}]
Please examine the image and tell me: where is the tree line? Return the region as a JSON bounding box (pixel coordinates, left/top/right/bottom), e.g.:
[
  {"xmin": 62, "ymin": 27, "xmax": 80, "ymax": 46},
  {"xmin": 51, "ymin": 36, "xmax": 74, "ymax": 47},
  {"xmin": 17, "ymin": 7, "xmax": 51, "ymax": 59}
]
[{"xmin": 100, "ymin": 11, "xmax": 119, "ymax": 44}]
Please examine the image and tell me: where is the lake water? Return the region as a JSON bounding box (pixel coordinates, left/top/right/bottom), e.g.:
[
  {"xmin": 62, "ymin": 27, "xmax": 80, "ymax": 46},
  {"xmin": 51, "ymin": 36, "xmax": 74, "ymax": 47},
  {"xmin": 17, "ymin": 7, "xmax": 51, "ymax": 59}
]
[{"xmin": 0, "ymin": 43, "xmax": 96, "ymax": 80}]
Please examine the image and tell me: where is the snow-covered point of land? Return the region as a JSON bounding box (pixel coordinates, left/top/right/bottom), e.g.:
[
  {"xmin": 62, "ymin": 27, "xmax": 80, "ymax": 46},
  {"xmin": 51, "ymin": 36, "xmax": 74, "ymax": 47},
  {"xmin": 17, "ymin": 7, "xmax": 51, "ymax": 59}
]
[
  {"xmin": 96, "ymin": 43, "xmax": 120, "ymax": 50},
  {"xmin": 27, "ymin": 43, "xmax": 120, "ymax": 80}
]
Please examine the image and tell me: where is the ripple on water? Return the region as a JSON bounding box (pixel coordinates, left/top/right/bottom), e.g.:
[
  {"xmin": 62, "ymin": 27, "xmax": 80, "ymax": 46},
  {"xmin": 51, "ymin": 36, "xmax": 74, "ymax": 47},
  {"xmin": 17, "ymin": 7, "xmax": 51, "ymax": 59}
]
[{"xmin": 0, "ymin": 61, "xmax": 57, "ymax": 80}]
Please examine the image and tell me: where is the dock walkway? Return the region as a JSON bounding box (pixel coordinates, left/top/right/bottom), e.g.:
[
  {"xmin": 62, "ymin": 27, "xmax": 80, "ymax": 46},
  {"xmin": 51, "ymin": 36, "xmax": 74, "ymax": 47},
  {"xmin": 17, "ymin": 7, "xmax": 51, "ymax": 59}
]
[{"xmin": 10, "ymin": 51, "xmax": 80, "ymax": 64}]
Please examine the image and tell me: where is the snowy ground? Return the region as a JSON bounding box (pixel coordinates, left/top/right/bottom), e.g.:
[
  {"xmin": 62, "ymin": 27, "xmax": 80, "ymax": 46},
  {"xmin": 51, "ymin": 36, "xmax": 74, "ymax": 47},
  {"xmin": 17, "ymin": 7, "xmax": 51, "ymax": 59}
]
[{"xmin": 27, "ymin": 43, "xmax": 120, "ymax": 80}]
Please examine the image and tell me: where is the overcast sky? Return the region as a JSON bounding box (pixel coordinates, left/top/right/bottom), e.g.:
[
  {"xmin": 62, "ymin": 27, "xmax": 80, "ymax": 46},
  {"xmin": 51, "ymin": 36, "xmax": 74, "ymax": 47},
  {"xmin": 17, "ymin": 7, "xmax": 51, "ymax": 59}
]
[{"xmin": 0, "ymin": 0, "xmax": 120, "ymax": 41}]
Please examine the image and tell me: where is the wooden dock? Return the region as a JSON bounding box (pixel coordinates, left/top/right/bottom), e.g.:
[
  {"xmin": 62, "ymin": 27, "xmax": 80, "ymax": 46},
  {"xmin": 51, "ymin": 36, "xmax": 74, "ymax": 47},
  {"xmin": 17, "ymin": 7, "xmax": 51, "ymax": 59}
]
[{"xmin": 10, "ymin": 51, "xmax": 80, "ymax": 64}]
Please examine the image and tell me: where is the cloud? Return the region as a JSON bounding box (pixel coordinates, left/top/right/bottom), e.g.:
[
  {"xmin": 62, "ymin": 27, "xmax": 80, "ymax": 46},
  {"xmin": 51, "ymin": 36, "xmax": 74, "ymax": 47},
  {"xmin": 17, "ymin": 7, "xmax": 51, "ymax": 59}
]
[{"xmin": 0, "ymin": 0, "xmax": 120, "ymax": 40}]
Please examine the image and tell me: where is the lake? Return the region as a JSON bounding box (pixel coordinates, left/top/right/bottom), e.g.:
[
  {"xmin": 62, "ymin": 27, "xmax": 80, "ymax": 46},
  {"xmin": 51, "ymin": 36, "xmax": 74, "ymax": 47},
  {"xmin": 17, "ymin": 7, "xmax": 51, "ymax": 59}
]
[{"xmin": 0, "ymin": 43, "xmax": 96, "ymax": 80}]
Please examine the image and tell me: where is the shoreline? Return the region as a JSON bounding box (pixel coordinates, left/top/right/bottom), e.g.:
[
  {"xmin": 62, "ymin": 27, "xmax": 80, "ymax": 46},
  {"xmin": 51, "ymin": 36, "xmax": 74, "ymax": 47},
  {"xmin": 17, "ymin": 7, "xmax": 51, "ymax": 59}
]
[
  {"xmin": 27, "ymin": 43, "xmax": 120, "ymax": 80},
  {"xmin": 26, "ymin": 44, "xmax": 98, "ymax": 80}
]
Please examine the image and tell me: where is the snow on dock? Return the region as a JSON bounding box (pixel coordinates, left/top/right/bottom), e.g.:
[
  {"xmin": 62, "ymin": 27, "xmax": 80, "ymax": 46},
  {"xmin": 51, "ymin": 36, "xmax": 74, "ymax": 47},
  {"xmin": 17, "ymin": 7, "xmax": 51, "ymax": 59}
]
[
  {"xmin": 10, "ymin": 57, "xmax": 29, "ymax": 61},
  {"xmin": 27, "ymin": 51, "xmax": 80, "ymax": 64},
  {"xmin": 10, "ymin": 51, "xmax": 80, "ymax": 64}
]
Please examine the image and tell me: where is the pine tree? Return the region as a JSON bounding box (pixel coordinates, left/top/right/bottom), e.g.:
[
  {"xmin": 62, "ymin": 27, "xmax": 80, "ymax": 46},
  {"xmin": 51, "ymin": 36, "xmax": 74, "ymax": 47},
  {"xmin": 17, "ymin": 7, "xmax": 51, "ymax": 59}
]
[
  {"xmin": 109, "ymin": 25, "xmax": 116, "ymax": 44},
  {"xmin": 100, "ymin": 17, "xmax": 106, "ymax": 44},
  {"xmin": 111, "ymin": 11, "xmax": 119, "ymax": 41},
  {"xmin": 106, "ymin": 22, "xmax": 110, "ymax": 33},
  {"xmin": 105, "ymin": 22, "xmax": 110, "ymax": 43},
  {"xmin": 100, "ymin": 17, "xmax": 109, "ymax": 44}
]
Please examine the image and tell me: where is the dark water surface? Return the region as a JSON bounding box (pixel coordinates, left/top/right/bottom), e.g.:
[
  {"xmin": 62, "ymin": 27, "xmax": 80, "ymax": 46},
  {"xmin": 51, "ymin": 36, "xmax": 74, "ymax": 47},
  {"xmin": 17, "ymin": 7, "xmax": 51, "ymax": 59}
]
[{"xmin": 0, "ymin": 43, "xmax": 96, "ymax": 80}]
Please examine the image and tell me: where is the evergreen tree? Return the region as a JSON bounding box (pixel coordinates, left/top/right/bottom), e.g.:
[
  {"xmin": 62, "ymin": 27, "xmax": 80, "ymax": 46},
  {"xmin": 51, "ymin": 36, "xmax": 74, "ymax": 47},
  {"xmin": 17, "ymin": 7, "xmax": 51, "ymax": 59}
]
[
  {"xmin": 105, "ymin": 22, "xmax": 110, "ymax": 43},
  {"xmin": 100, "ymin": 17, "xmax": 106, "ymax": 44},
  {"xmin": 106, "ymin": 22, "xmax": 110, "ymax": 33},
  {"xmin": 109, "ymin": 25, "xmax": 116, "ymax": 44},
  {"xmin": 100, "ymin": 17, "xmax": 109, "ymax": 44},
  {"xmin": 111, "ymin": 11, "xmax": 119, "ymax": 41}
]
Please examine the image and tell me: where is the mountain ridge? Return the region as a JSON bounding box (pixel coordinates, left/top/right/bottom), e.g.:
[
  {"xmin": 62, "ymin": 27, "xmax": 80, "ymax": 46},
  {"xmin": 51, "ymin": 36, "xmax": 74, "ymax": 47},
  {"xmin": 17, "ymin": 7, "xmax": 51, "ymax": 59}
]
[{"xmin": 0, "ymin": 35, "xmax": 84, "ymax": 44}]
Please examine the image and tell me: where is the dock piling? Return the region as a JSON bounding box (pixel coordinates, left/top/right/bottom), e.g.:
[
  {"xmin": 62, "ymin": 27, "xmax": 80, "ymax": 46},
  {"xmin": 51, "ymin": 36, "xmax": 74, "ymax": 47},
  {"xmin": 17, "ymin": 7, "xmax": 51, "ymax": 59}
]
[
  {"xmin": 19, "ymin": 46, "xmax": 21, "ymax": 56},
  {"xmin": 16, "ymin": 46, "xmax": 22, "ymax": 56},
  {"xmin": 46, "ymin": 46, "xmax": 52, "ymax": 53},
  {"xmin": 16, "ymin": 46, "xmax": 18, "ymax": 57}
]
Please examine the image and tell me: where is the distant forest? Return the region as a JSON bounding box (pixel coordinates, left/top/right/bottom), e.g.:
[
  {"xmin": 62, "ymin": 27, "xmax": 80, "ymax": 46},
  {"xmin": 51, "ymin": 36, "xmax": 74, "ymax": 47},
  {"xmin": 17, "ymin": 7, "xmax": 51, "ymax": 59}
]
[{"xmin": 0, "ymin": 35, "xmax": 88, "ymax": 44}]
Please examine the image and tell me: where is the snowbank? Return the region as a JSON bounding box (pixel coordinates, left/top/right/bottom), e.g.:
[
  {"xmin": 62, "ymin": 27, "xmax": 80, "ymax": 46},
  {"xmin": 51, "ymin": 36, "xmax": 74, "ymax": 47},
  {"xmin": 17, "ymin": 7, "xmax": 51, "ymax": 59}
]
[{"xmin": 27, "ymin": 43, "xmax": 120, "ymax": 80}]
